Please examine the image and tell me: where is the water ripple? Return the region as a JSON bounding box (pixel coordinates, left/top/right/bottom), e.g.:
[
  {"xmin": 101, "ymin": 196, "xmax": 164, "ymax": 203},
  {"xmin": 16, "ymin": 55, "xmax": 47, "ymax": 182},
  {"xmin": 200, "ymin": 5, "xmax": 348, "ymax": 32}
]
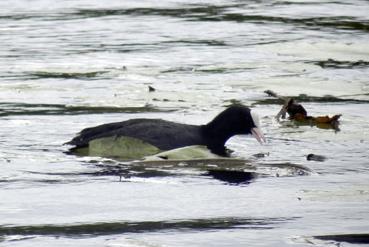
[
  {"xmin": 1, "ymin": 7, "xmax": 368, "ymax": 32},
  {"xmin": 0, "ymin": 217, "xmax": 293, "ymax": 237},
  {"xmin": 0, "ymin": 102, "xmax": 176, "ymax": 117}
]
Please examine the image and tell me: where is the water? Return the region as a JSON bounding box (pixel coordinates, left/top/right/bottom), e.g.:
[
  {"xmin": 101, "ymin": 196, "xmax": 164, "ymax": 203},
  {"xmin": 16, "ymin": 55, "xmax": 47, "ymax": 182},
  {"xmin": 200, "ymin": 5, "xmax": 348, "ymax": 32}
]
[{"xmin": 1, "ymin": 0, "xmax": 369, "ymax": 246}]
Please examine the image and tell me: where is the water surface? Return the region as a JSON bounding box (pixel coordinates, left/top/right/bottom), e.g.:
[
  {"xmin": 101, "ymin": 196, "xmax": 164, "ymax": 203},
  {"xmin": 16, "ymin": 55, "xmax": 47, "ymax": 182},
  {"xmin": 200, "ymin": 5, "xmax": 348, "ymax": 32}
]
[{"xmin": 1, "ymin": 0, "xmax": 369, "ymax": 246}]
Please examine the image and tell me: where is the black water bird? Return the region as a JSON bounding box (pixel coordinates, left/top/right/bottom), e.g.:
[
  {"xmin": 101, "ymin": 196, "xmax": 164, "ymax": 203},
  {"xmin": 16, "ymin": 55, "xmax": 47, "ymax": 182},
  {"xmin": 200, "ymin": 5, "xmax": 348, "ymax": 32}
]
[{"xmin": 66, "ymin": 105, "xmax": 265, "ymax": 157}]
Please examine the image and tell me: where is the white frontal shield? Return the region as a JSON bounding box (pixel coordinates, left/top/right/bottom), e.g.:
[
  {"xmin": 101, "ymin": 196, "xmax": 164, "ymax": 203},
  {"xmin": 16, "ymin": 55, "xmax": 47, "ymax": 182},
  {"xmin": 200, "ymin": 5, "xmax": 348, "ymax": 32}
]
[{"xmin": 250, "ymin": 111, "xmax": 266, "ymax": 144}]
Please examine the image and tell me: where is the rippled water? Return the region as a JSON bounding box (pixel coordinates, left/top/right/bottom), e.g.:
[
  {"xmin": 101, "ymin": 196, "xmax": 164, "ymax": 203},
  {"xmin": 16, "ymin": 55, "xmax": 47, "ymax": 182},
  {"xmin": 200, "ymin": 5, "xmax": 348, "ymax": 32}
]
[{"xmin": 1, "ymin": 0, "xmax": 369, "ymax": 246}]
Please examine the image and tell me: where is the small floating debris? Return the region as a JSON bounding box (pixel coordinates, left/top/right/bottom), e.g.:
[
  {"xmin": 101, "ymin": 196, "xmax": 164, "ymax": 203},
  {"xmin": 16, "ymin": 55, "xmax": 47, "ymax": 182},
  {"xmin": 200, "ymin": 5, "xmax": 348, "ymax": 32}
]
[
  {"xmin": 265, "ymin": 90, "xmax": 341, "ymax": 130},
  {"xmin": 2, "ymin": 158, "xmax": 11, "ymax": 163},
  {"xmin": 148, "ymin": 86, "xmax": 156, "ymax": 92},
  {"xmin": 306, "ymin": 153, "xmax": 326, "ymax": 162},
  {"xmin": 252, "ymin": 152, "xmax": 269, "ymax": 159}
]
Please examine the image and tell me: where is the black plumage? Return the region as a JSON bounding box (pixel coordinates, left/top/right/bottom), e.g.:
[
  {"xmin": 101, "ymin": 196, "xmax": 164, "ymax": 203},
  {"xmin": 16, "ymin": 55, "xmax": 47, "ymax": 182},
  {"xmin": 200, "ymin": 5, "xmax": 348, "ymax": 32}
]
[{"xmin": 66, "ymin": 105, "xmax": 262, "ymax": 156}]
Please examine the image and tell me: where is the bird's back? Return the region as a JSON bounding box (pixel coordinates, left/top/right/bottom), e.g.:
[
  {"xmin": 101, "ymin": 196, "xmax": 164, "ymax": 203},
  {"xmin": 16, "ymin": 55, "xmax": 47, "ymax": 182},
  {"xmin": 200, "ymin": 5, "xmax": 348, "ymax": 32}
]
[{"xmin": 67, "ymin": 118, "xmax": 206, "ymax": 150}]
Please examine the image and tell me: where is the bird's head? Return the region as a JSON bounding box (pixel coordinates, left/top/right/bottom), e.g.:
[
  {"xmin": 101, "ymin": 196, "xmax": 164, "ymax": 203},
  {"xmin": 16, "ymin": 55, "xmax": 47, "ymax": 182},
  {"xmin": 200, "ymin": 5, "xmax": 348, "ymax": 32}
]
[{"xmin": 205, "ymin": 105, "xmax": 266, "ymax": 144}]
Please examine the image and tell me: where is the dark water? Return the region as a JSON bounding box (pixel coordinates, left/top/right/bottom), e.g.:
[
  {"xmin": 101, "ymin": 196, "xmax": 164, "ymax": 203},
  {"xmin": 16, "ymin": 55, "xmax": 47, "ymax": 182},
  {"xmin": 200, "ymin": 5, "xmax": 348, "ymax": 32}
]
[{"xmin": 1, "ymin": 0, "xmax": 369, "ymax": 246}]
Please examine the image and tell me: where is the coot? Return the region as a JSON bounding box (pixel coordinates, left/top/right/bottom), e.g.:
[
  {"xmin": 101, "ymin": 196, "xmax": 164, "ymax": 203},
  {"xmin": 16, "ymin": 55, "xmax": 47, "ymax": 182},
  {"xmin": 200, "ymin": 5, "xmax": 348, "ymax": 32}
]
[{"xmin": 66, "ymin": 105, "xmax": 265, "ymax": 157}]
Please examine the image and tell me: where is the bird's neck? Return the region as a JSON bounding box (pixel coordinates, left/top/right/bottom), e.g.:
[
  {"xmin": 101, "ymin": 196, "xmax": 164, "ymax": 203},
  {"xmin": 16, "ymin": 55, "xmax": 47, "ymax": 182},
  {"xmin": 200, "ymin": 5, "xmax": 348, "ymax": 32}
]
[{"xmin": 201, "ymin": 124, "xmax": 234, "ymax": 149}]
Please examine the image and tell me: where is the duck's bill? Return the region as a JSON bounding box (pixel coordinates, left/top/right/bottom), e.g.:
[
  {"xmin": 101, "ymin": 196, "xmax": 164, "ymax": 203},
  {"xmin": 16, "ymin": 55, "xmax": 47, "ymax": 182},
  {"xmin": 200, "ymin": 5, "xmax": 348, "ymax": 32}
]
[{"xmin": 251, "ymin": 127, "xmax": 266, "ymax": 144}]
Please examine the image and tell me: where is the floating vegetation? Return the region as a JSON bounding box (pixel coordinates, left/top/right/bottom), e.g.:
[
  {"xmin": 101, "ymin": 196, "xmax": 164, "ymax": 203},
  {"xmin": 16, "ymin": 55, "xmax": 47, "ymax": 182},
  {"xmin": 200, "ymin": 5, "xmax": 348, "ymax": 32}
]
[
  {"xmin": 27, "ymin": 71, "xmax": 109, "ymax": 80},
  {"xmin": 275, "ymin": 97, "xmax": 341, "ymax": 130},
  {"xmin": 161, "ymin": 66, "xmax": 250, "ymax": 74},
  {"xmin": 161, "ymin": 67, "xmax": 195, "ymax": 73},
  {"xmin": 0, "ymin": 217, "xmax": 291, "ymax": 237},
  {"xmin": 162, "ymin": 39, "xmax": 227, "ymax": 46},
  {"xmin": 314, "ymin": 233, "xmax": 369, "ymax": 244},
  {"xmin": 68, "ymin": 8, "xmax": 369, "ymax": 31},
  {"xmin": 4, "ymin": 6, "xmax": 368, "ymax": 32},
  {"xmin": 72, "ymin": 6, "xmax": 228, "ymax": 20},
  {"xmin": 310, "ymin": 59, "xmax": 369, "ymax": 69},
  {"xmin": 213, "ymin": 15, "xmax": 369, "ymax": 32},
  {"xmin": 0, "ymin": 102, "xmax": 176, "ymax": 117},
  {"xmin": 256, "ymin": 91, "xmax": 369, "ymax": 105},
  {"xmin": 265, "ymin": 90, "xmax": 344, "ymax": 130}
]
